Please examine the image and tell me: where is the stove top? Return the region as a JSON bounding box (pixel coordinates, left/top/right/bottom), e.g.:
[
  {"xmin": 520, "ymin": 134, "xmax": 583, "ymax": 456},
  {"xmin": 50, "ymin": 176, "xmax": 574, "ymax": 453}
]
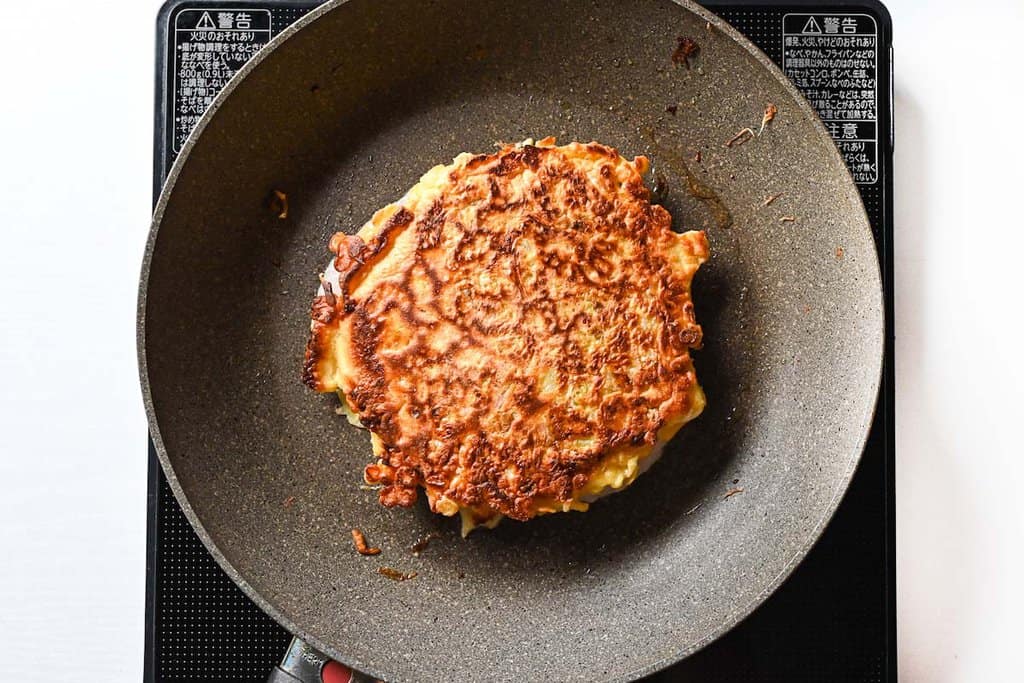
[{"xmin": 146, "ymin": 2, "xmax": 894, "ymax": 680}]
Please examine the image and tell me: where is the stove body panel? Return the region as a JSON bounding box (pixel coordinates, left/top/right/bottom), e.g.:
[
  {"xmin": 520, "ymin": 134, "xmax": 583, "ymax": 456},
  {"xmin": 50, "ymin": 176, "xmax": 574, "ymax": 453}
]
[{"xmin": 146, "ymin": 3, "xmax": 894, "ymax": 680}]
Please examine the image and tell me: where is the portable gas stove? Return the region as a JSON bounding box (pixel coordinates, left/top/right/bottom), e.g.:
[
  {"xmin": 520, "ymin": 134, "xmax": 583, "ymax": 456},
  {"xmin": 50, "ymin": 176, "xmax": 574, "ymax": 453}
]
[{"xmin": 146, "ymin": 2, "xmax": 894, "ymax": 680}]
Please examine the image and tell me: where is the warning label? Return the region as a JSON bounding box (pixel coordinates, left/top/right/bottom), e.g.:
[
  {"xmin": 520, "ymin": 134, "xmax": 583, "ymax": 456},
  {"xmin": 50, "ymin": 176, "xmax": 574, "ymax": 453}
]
[
  {"xmin": 171, "ymin": 9, "xmax": 272, "ymax": 152},
  {"xmin": 782, "ymin": 14, "xmax": 879, "ymax": 184}
]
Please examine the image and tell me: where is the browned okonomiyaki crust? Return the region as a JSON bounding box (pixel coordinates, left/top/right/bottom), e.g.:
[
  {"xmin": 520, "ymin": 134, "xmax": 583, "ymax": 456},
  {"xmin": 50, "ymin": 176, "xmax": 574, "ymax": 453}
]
[{"xmin": 303, "ymin": 139, "xmax": 708, "ymax": 523}]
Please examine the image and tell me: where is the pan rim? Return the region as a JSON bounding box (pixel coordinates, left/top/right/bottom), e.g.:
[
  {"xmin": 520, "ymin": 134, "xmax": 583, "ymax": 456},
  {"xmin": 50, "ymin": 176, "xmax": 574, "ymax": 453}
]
[{"xmin": 137, "ymin": 0, "xmax": 885, "ymax": 680}]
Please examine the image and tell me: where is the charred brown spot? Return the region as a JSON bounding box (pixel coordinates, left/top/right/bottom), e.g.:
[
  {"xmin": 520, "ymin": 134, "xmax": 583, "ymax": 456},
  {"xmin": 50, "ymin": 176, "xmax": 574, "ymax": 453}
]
[
  {"xmin": 300, "ymin": 336, "xmax": 322, "ymax": 389},
  {"xmin": 385, "ymin": 207, "xmax": 414, "ymax": 230},
  {"xmin": 493, "ymin": 145, "xmax": 543, "ymax": 176},
  {"xmin": 520, "ymin": 144, "xmax": 541, "ymax": 168},
  {"xmin": 463, "ymin": 153, "xmax": 492, "ymax": 171},
  {"xmin": 585, "ymin": 142, "xmax": 616, "ymax": 158},
  {"xmin": 417, "ymin": 200, "xmax": 446, "ymax": 250}
]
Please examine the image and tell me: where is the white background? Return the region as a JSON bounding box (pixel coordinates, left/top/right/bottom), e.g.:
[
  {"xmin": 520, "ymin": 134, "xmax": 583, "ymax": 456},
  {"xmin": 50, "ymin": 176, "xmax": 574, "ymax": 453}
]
[{"xmin": 0, "ymin": 0, "xmax": 1021, "ymax": 680}]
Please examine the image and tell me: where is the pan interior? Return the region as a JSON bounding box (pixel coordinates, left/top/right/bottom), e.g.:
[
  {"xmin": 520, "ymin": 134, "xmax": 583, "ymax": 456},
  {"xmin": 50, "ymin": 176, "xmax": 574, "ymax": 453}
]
[{"xmin": 142, "ymin": 0, "xmax": 882, "ymax": 680}]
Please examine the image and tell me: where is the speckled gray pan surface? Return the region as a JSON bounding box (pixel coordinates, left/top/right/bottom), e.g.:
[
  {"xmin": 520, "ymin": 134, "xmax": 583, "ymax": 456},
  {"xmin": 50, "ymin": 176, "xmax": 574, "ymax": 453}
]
[{"xmin": 139, "ymin": 1, "xmax": 883, "ymax": 680}]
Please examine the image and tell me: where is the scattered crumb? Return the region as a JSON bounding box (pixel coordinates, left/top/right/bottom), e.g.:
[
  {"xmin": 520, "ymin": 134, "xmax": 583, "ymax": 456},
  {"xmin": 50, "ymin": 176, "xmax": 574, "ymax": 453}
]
[
  {"xmin": 694, "ymin": 150, "xmax": 702, "ymax": 163},
  {"xmin": 835, "ymin": 247, "xmax": 845, "ymax": 259},
  {"xmin": 732, "ymin": 478, "xmax": 740, "ymax": 484},
  {"xmin": 779, "ymin": 216, "xmax": 797, "ymax": 223},
  {"xmin": 666, "ymin": 104, "xmax": 678, "ymax": 115},
  {"xmin": 759, "ymin": 103, "xmax": 778, "ymax": 135},
  {"xmin": 725, "ymin": 127, "xmax": 755, "ymax": 148},
  {"xmin": 268, "ymin": 189, "xmax": 288, "ymax": 219},
  {"xmin": 724, "ymin": 487, "xmax": 745, "ymax": 499},
  {"xmin": 724, "ymin": 105, "xmax": 778, "ymax": 150},
  {"xmin": 359, "ymin": 484, "xmax": 381, "ymax": 491},
  {"xmin": 802, "ymin": 304, "xmax": 812, "ymax": 314},
  {"xmin": 351, "ymin": 528, "xmax": 382, "ymax": 556},
  {"xmin": 411, "ymin": 532, "xmax": 441, "ymax": 557},
  {"xmin": 282, "ymin": 495, "xmax": 295, "ymax": 509},
  {"xmin": 652, "ymin": 172, "xmax": 669, "ymax": 202},
  {"xmin": 457, "ymin": 571, "xmax": 466, "ymax": 579},
  {"xmin": 318, "ymin": 274, "xmax": 337, "ymax": 306},
  {"xmin": 685, "ymin": 503, "xmax": 702, "ymax": 515},
  {"xmin": 672, "ymin": 36, "xmax": 700, "ymax": 69},
  {"xmin": 378, "ymin": 567, "xmax": 417, "ymax": 582},
  {"xmin": 705, "ymin": 21, "xmax": 712, "ymax": 31},
  {"xmin": 763, "ymin": 192, "xmax": 784, "ymax": 206}
]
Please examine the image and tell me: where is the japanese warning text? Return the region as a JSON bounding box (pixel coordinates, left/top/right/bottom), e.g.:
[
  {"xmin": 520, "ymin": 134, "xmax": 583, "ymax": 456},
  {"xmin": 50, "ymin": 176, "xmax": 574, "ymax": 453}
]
[
  {"xmin": 171, "ymin": 9, "xmax": 272, "ymax": 152},
  {"xmin": 783, "ymin": 14, "xmax": 880, "ymax": 184}
]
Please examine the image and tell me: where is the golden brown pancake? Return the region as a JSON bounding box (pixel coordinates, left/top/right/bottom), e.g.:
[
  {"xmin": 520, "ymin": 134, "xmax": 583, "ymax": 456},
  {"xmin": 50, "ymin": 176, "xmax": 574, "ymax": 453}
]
[{"xmin": 304, "ymin": 138, "xmax": 708, "ymax": 534}]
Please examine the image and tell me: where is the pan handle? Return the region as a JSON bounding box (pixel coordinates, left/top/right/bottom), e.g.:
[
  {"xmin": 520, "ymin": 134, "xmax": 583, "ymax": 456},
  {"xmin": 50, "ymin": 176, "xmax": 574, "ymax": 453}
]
[{"xmin": 267, "ymin": 636, "xmax": 377, "ymax": 683}]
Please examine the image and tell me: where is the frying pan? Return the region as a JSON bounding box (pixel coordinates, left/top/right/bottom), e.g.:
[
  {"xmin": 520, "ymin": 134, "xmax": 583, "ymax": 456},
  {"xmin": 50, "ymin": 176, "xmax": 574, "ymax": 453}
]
[{"xmin": 138, "ymin": 0, "xmax": 884, "ymax": 680}]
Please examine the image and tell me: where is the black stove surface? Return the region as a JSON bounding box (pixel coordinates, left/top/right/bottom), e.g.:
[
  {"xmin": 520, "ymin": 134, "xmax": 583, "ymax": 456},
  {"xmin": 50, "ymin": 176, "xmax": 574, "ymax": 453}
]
[{"xmin": 146, "ymin": 2, "xmax": 894, "ymax": 680}]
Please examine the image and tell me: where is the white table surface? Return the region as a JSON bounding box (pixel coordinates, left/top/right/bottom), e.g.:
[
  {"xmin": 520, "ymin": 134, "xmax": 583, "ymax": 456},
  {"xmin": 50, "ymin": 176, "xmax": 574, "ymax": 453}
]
[{"xmin": 1, "ymin": 0, "xmax": 1021, "ymax": 680}]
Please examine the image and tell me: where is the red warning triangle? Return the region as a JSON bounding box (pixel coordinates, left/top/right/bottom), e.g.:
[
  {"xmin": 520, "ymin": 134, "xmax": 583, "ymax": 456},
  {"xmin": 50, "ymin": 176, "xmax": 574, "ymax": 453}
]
[
  {"xmin": 196, "ymin": 11, "xmax": 216, "ymax": 30},
  {"xmin": 802, "ymin": 17, "xmax": 823, "ymax": 34}
]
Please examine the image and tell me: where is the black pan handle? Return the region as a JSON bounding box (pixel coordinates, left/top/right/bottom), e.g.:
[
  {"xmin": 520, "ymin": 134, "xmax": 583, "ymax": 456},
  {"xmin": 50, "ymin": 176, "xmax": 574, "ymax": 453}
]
[{"xmin": 267, "ymin": 636, "xmax": 377, "ymax": 683}]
